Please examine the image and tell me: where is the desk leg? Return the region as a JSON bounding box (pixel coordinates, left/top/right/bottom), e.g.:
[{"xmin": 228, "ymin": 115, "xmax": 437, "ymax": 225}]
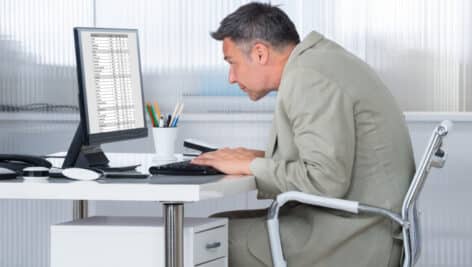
[
  {"xmin": 163, "ymin": 203, "xmax": 184, "ymax": 267},
  {"xmin": 73, "ymin": 200, "xmax": 88, "ymax": 219}
]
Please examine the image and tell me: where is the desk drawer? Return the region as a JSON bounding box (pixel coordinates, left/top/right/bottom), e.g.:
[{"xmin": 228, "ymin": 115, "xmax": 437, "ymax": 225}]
[
  {"xmin": 51, "ymin": 216, "xmax": 228, "ymax": 267},
  {"xmin": 194, "ymin": 225, "xmax": 227, "ymax": 265}
]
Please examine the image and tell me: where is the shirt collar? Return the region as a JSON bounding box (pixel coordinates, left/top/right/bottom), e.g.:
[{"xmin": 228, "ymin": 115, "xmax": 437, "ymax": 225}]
[{"xmin": 290, "ymin": 31, "xmax": 325, "ymax": 59}]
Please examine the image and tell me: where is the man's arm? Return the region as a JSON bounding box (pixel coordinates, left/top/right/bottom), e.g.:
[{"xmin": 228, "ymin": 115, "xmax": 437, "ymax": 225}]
[
  {"xmin": 250, "ymin": 69, "xmax": 356, "ymax": 199},
  {"xmin": 192, "ymin": 69, "xmax": 355, "ymax": 199}
]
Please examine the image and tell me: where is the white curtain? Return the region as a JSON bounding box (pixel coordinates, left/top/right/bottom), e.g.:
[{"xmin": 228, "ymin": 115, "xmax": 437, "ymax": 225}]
[
  {"xmin": 93, "ymin": 0, "xmax": 472, "ymax": 112},
  {"xmin": 1, "ymin": 0, "xmax": 470, "ymax": 112},
  {"xmin": 293, "ymin": 0, "xmax": 472, "ymax": 111}
]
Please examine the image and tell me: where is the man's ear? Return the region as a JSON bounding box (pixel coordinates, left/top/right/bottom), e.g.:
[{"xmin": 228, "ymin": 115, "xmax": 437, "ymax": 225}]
[{"xmin": 251, "ymin": 43, "xmax": 269, "ymax": 64}]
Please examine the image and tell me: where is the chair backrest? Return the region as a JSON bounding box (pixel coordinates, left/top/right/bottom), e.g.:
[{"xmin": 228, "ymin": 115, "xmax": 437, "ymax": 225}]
[{"xmin": 401, "ymin": 120, "xmax": 452, "ymax": 267}]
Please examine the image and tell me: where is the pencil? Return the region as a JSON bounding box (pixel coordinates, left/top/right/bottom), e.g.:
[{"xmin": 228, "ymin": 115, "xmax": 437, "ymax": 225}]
[
  {"xmin": 154, "ymin": 101, "xmax": 162, "ymax": 118},
  {"xmin": 149, "ymin": 104, "xmax": 159, "ymax": 127},
  {"xmin": 146, "ymin": 103, "xmax": 156, "ymax": 127},
  {"xmin": 169, "ymin": 102, "xmax": 180, "ymax": 128}
]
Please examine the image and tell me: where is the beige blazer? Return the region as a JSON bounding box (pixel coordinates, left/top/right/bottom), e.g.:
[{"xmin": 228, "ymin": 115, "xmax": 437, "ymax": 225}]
[{"xmin": 248, "ymin": 31, "xmax": 415, "ymax": 266}]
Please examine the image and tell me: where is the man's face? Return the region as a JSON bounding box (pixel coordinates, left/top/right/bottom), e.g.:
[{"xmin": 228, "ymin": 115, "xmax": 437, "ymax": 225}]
[{"xmin": 222, "ymin": 38, "xmax": 272, "ymax": 101}]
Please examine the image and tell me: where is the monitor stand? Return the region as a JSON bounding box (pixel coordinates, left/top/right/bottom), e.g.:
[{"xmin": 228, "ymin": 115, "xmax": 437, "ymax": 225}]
[{"xmin": 62, "ymin": 124, "xmax": 139, "ymax": 171}]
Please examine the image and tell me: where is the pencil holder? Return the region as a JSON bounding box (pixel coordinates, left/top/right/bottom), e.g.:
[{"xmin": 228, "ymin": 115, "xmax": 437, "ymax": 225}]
[{"xmin": 152, "ymin": 127, "xmax": 178, "ymax": 161}]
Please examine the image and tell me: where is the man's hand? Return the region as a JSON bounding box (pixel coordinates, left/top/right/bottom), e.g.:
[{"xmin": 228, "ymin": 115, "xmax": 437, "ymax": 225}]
[{"xmin": 191, "ymin": 147, "xmax": 264, "ymax": 175}]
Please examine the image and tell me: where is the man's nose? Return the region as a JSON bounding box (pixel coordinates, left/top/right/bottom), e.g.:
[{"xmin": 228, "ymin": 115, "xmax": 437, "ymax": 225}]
[{"xmin": 228, "ymin": 68, "xmax": 236, "ymax": 84}]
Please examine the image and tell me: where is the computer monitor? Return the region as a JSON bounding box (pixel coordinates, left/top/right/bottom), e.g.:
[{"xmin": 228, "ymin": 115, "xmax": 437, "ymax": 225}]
[{"xmin": 63, "ymin": 27, "xmax": 147, "ymax": 170}]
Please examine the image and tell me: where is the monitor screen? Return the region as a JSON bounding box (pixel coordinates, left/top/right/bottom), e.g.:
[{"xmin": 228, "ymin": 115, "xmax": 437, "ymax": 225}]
[
  {"xmin": 75, "ymin": 27, "xmax": 147, "ymax": 144},
  {"xmin": 63, "ymin": 27, "xmax": 147, "ymax": 169}
]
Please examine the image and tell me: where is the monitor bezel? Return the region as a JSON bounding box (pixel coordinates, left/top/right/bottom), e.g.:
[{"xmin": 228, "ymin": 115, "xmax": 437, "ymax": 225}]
[{"xmin": 74, "ymin": 27, "xmax": 148, "ymax": 146}]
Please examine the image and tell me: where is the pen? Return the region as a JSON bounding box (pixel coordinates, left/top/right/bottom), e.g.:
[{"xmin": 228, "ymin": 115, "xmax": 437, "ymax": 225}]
[
  {"xmin": 166, "ymin": 114, "xmax": 172, "ymax": 127},
  {"xmin": 172, "ymin": 117, "xmax": 179, "ymax": 127},
  {"xmin": 169, "ymin": 102, "xmax": 180, "ymax": 128},
  {"xmin": 171, "ymin": 103, "xmax": 184, "ymax": 127},
  {"xmin": 159, "ymin": 115, "xmax": 164, "ymax": 128}
]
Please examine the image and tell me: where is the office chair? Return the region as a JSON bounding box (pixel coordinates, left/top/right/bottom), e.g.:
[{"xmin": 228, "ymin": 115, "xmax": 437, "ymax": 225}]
[{"xmin": 267, "ymin": 120, "xmax": 452, "ymax": 267}]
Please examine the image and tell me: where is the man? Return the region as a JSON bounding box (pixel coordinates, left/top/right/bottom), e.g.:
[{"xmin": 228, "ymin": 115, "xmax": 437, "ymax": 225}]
[{"xmin": 192, "ymin": 2, "xmax": 415, "ymax": 267}]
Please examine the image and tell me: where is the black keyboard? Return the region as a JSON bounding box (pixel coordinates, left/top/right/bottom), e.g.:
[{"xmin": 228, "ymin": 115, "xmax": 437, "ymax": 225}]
[{"xmin": 149, "ymin": 160, "xmax": 223, "ymax": 176}]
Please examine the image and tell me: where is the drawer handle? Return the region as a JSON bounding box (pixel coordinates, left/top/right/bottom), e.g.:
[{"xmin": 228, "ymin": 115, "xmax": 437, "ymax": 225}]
[{"xmin": 206, "ymin": 242, "xmax": 221, "ymax": 249}]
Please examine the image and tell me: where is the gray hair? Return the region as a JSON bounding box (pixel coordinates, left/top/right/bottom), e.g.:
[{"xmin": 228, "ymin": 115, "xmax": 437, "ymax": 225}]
[{"xmin": 211, "ymin": 2, "xmax": 300, "ymax": 54}]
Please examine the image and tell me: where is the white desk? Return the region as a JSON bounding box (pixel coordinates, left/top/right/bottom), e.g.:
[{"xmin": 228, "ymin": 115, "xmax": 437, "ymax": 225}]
[{"xmin": 0, "ymin": 153, "xmax": 256, "ymax": 267}]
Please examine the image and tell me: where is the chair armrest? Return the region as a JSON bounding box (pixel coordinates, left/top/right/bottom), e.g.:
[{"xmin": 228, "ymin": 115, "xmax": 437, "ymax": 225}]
[
  {"xmin": 268, "ymin": 191, "xmax": 359, "ymax": 219},
  {"xmin": 266, "ymin": 192, "xmax": 408, "ymax": 267},
  {"xmin": 266, "ymin": 191, "xmax": 359, "ymax": 267}
]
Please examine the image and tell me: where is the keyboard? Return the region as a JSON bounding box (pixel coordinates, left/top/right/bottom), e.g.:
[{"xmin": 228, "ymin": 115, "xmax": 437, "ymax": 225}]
[{"xmin": 149, "ymin": 160, "xmax": 223, "ymax": 176}]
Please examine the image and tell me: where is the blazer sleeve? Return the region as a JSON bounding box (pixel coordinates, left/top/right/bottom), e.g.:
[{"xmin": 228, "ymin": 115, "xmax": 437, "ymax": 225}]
[{"xmin": 250, "ymin": 69, "xmax": 356, "ymax": 199}]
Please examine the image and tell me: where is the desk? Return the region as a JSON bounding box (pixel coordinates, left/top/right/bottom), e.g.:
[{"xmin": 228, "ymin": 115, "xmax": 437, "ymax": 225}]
[{"xmin": 0, "ymin": 153, "xmax": 256, "ymax": 267}]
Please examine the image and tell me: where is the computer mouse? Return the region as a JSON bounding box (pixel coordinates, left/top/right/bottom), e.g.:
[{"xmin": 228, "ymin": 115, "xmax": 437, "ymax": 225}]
[{"xmin": 62, "ymin": 168, "xmax": 102, "ymax": 181}]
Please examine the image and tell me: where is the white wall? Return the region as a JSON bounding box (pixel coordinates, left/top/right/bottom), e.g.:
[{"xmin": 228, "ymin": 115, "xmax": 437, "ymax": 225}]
[
  {"xmin": 2, "ymin": 0, "xmax": 472, "ymax": 113},
  {"xmin": 2, "ymin": 113, "xmax": 470, "ymax": 267}
]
